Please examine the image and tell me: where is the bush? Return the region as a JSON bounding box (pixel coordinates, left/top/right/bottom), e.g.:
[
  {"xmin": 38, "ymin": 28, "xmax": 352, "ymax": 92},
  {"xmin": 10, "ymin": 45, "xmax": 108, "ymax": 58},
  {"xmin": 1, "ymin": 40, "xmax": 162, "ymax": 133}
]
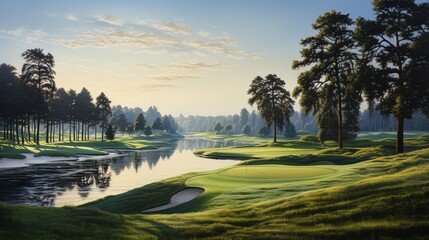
[{"xmin": 300, "ymin": 134, "xmax": 319, "ymax": 142}]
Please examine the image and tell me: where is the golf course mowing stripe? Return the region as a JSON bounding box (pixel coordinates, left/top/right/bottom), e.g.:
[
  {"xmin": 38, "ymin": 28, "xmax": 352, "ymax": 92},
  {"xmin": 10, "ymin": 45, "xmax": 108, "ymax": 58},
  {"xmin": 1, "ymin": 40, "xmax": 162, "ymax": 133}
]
[{"xmin": 218, "ymin": 165, "xmax": 337, "ymax": 179}]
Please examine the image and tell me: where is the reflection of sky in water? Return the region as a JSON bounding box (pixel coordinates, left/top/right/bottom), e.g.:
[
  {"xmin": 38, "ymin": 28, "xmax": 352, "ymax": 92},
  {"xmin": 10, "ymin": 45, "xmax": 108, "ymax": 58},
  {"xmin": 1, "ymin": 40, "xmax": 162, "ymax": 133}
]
[{"xmin": 0, "ymin": 138, "xmax": 240, "ymax": 207}]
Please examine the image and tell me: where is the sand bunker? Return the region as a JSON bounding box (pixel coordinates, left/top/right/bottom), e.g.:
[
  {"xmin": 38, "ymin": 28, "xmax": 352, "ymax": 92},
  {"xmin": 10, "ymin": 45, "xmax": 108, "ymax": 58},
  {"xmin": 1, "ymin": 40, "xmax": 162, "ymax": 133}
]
[{"xmin": 142, "ymin": 187, "xmax": 204, "ymax": 213}]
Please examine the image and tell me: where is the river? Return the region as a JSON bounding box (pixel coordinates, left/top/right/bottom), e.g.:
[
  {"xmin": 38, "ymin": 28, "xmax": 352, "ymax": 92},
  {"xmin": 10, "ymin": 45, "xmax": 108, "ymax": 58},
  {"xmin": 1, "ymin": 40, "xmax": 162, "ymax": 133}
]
[{"xmin": 0, "ymin": 138, "xmax": 240, "ymax": 207}]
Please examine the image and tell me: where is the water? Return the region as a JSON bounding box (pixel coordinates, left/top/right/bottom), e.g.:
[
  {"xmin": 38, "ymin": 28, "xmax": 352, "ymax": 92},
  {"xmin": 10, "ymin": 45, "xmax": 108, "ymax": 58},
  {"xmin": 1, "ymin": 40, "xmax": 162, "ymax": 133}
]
[{"xmin": 0, "ymin": 138, "xmax": 241, "ymax": 207}]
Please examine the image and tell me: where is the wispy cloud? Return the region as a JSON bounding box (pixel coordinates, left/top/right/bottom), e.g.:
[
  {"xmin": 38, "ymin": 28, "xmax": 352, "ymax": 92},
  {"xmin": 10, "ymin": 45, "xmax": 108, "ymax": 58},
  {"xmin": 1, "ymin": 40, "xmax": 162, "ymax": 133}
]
[
  {"xmin": 57, "ymin": 28, "xmax": 181, "ymax": 49},
  {"xmin": 95, "ymin": 15, "xmax": 122, "ymax": 26},
  {"xmin": 119, "ymin": 82, "xmax": 175, "ymax": 91},
  {"xmin": 66, "ymin": 14, "xmax": 77, "ymax": 21},
  {"xmin": 0, "ymin": 28, "xmax": 47, "ymax": 43},
  {"xmin": 170, "ymin": 61, "xmax": 224, "ymax": 70},
  {"xmin": 56, "ymin": 16, "xmax": 259, "ymax": 59},
  {"xmin": 153, "ymin": 21, "xmax": 191, "ymax": 35},
  {"xmin": 135, "ymin": 63, "xmax": 156, "ymax": 69},
  {"xmin": 189, "ymin": 40, "xmax": 258, "ymax": 58},
  {"xmin": 150, "ymin": 72, "xmax": 198, "ymax": 81}
]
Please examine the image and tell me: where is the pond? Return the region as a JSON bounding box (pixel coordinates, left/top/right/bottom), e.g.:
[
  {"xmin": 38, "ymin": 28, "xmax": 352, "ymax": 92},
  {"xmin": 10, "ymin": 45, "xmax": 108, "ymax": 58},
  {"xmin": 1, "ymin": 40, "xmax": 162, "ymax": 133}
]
[{"xmin": 0, "ymin": 138, "xmax": 241, "ymax": 207}]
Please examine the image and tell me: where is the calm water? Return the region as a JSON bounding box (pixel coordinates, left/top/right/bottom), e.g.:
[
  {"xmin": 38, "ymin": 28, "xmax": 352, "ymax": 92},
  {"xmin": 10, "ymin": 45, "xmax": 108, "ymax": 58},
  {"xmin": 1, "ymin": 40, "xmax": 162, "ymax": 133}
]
[{"xmin": 0, "ymin": 138, "xmax": 240, "ymax": 207}]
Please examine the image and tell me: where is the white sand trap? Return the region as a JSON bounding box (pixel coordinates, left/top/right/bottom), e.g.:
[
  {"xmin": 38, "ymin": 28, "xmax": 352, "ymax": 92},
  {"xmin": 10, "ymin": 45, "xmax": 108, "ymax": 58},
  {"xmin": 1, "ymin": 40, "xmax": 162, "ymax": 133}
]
[{"xmin": 142, "ymin": 187, "xmax": 204, "ymax": 213}]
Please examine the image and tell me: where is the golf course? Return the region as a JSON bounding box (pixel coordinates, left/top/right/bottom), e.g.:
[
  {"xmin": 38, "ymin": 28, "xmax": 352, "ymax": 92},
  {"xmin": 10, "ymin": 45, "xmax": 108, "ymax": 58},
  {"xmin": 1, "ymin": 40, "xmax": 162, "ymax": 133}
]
[
  {"xmin": 1, "ymin": 132, "xmax": 429, "ymax": 239},
  {"xmin": 1, "ymin": 0, "xmax": 429, "ymax": 239}
]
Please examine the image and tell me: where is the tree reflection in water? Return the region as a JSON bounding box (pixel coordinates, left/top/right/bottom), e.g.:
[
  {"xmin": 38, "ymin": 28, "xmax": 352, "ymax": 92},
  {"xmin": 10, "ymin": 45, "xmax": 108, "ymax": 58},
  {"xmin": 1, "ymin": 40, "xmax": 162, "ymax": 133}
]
[{"xmin": 0, "ymin": 138, "xmax": 241, "ymax": 206}]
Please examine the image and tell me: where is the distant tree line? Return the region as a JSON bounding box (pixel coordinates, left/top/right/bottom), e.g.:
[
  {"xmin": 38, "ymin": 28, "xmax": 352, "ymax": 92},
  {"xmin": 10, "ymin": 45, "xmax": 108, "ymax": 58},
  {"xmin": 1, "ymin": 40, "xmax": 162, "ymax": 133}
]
[
  {"xmin": 176, "ymin": 107, "xmax": 429, "ymax": 138},
  {"xmin": 109, "ymin": 105, "xmax": 178, "ymax": 137}
]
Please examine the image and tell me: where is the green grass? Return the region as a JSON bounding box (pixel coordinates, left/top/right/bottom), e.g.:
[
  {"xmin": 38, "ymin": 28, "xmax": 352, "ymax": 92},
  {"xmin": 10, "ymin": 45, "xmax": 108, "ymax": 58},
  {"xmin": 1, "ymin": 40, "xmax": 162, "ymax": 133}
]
[
  {"xmin": 1, "ymin": 133, "xmax": 429, "ymax": 239},
  {"xmin": 2, "ymin": 146, "xmax": 429, "ymax": 239},
  {"xmin": 0, "ymin": 134, "xmax": 182, "ymax": 159}
]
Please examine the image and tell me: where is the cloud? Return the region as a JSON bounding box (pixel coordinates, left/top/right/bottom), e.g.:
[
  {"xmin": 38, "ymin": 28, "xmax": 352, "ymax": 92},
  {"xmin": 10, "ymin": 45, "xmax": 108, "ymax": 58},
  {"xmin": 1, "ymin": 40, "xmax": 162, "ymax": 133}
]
[
  {"xmin": 198, "ymin": 31, "xmax": 210, "ymax": 38},
  {"xmin": 120, "ymin": 82, "xmax": 175, "ymax": 91},
  {"xmin": 57, "ymin": 28, "xmax": 181, "ymax": 49},
  {"xmin": 153, "ymin": 21, "xmax": 191, "ymax": 35},
  {"xmin": 189, "ymin": 40, "xmax": 259, "ymax": 59},
  {"xmin": 56, "ymin": 17, "xmax": 260, "ymax": 59},
  {"xmin": 0, "ymin": 28, "xmax": 47, "ymax": 43},
  {"xmin": 66, "ymin": 14, "xmax": 77, "ymax": 21},
  {"xmin": 135, "ymin": 63, "xmax": 156, "ymax": 69},
  {"xmin": 95, "ymin": 15, "xmax": 122, "ymax": 26},
  {"xmin": 170, "ymin": 61, "xmax": 224, "ymax": 70},
  {"xmin": 150, "ymin": 72, "xmax": 198, "ymax": 81}
]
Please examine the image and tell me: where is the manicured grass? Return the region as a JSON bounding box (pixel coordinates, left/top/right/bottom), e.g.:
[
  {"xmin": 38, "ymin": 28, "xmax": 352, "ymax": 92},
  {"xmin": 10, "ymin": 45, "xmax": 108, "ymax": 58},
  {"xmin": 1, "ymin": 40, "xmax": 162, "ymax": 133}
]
[
  {"xmin": 195, "ymin": 140, "xmax": 325, "ymax": 160},
  {"xmin": 218, "ymin": 165, "xmax": 336, "ymax": 179},
  {"xmin": 1, "ymin": 133, "xmax": 429, "ymax": 239},
  {"xmin": 1, "ymin": 146, "xmax": 429, "ymax": 239},
  {"xmin": 357, "ymin": 131, "xmax": 429, "ymax": 139},
  {"xmin": 0, "ymin": 134, "xmax": 182, "ymax": 159}
]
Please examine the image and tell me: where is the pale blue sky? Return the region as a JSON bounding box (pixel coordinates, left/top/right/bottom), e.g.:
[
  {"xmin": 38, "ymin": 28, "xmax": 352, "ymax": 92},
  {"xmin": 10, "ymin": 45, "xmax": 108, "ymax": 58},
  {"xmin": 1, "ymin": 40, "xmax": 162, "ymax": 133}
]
[{"xmin": 1, "ymin": 0, "xmax": 378, "ymax": 115}]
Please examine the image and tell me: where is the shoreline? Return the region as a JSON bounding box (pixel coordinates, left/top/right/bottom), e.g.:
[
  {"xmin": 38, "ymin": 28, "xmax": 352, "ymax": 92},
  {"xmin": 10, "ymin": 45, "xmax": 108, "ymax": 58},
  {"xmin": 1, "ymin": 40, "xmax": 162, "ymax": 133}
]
[{"xmin": 0, "ymin": 152, "xmax": 121, "ymax": 170}]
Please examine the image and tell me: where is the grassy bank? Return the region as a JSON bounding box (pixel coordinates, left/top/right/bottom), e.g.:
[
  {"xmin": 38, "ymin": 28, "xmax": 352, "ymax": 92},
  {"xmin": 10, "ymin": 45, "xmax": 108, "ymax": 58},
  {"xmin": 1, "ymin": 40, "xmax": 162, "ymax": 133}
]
[
  {"xmin": 1, "ymin": 133, "xmax": 429, "ymax": 239},
  {"xmin": 0, "ymin": 134, "xmax": 182, "ymax": 160},
  {"xmin": 1, "ymin": 146, "xmax": 429, "ymax": 239}
]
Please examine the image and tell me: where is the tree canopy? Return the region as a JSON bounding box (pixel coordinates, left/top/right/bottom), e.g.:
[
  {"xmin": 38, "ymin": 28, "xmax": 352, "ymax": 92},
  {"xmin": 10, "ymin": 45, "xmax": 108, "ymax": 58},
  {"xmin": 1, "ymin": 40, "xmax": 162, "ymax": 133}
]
[{"xmin": 248, "ymin": 74, "xmax": 294, "ymax": 142}]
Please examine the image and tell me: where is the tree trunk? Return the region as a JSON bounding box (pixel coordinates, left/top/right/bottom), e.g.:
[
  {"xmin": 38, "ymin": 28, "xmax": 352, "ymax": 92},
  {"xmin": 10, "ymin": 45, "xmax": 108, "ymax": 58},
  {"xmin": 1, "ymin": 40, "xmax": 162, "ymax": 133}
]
[
  {"xmin": 26, "ymin": 115, "xmax": 31, "ymax": 142},
  {"xmin": 396, "ymin": 116, "xmax": 404, "ymax": 154},
  {"xmin": 15, "ymin": 118, "xmax": 20, "ymax": 145},
  {"xmin": 273, "ymin": 121, "xmax": 277, "ymax": 143},
  {"xmin": 81, "ymin": 122, "xmax": 84, "ymax": 141},
  {"xmin": 337, "ymin": 95, "xmax": 343, "ymax": 149},
  {"xmin": 21, "ymin": 120, "xmax": 25, "ymax": 145},
  {"xmin": 33, "ymin": 115, "xmax": 37, "ymax": 143},
  {"xmin": 36, "ymin": 114, "xmax": 40, "ymax": 145},
  {"xmin": 46, "ymin": 120, "xmax": 50, "ymax": 143},
  {"xmin": 101, "ymin": 124, "xmax": 105, "ymax": 141}
]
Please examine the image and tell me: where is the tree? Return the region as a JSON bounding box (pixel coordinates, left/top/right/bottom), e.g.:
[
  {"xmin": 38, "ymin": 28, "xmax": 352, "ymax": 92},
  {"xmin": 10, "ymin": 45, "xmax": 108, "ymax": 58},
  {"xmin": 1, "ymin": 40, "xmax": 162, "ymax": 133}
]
[
  {"xmin": 115, "ymin": 114, "xmax": 129, "ymax": 134},
  {"xmin": 354, "ymin": 0, "xmax": 429, "ymax": 153},
  {"xmin": 167, "ymin": 115, "xmax": 179, "ymax": 134},
  {"xmin": 126, "ymin": 125, "xmax": 134, "ymax": 135},
  {"xmin": 240, "ymin": 108, "xmax": 250, "ymax": 128},
  {"xmin": 75, "ymin": 88, "xmax": 94, "ymax": 141},
  {"xmin": 248, "ymin": 74, "xmax": 294, "ymax": 142},
  {"xmin": 292, "ymin": 11, "xmax": 356, "ymax": 149},
  {"xmin": 242, "ymin": 124, "xmax": 251, "ymax": 135},
  {"xmin": 21, "ymin": 48, "xmax": 56, "ymax": 144},
  {"xmin": 284, "ymin": 122, "xmax": 297, "ymax": 138},
  {"xmin": 258, "ymin": 126, "xmax": 270, "ymax": 137},
  {"xmin": 145, "ymin": 106, "xmax": 161, "ymax": 126},
  {"xmin": 152, "ymin": 117, "xmax": 163, "ymax": 132},
  {"xmin": 161, "ymin": 115, "xmax": 171, "ymax": 133},
  {"xmin": 95, "ymin": 92, "xmax": 112, "ymax": 141},
  {"xmin": 134, "ymin": 113, "xmax": 146, "ymax": 135},
  {"xmin": 224, "ymin": 125, "xmax": 233, "ymax": 135},
  {"xmin": 105, "ymin": 124, "xmax": 115, "ymax": 141},
  {"xmin": 214, "ymin": 123, "xmax": 223, "ymax": 133},
  {"xmin": 143, "ymin": 125, "xmax": 152, "ymax": 136}
]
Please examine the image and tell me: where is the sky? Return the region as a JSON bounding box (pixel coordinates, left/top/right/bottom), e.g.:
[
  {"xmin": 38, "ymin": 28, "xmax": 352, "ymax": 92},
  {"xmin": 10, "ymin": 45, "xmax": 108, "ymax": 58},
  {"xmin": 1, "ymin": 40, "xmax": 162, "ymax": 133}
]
[{"xmin": 0, "ymin": 0, "xmax": 378, "ymax": 116}]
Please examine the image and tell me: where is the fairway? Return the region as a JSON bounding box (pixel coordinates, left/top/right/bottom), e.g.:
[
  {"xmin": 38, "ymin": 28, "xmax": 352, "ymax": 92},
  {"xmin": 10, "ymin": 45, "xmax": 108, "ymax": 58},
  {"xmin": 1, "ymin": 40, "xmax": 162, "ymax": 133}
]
[{"xmin": 218, "ymin": 165, "xmax": 336, "ymax": 179}]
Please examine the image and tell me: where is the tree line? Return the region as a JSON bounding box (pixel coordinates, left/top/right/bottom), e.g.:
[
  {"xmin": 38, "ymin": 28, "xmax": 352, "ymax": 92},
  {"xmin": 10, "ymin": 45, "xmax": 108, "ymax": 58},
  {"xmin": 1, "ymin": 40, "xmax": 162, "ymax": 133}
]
[
  {"xmin": 0, "ymin": 49, "xmax": 114, "ymax": 144},
  {"xmin": 0, "ymin": 49, "xmax": 178, "ymax": 144}
]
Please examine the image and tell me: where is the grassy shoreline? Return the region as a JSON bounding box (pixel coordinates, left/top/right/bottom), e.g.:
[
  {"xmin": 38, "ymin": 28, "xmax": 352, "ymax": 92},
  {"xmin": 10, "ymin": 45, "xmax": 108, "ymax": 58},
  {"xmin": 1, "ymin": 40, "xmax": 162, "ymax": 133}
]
[{"xmin": 0, "ymin": 134, "xmax": 183, "ymax": 160}]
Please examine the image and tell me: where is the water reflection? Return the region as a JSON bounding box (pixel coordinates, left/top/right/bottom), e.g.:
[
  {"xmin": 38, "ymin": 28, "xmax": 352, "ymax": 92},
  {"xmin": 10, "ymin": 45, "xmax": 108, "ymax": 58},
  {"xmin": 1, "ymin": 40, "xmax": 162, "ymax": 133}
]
[{"xmin": 0, "ymin": 138, "xmax": 240, "ymax": 207}]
